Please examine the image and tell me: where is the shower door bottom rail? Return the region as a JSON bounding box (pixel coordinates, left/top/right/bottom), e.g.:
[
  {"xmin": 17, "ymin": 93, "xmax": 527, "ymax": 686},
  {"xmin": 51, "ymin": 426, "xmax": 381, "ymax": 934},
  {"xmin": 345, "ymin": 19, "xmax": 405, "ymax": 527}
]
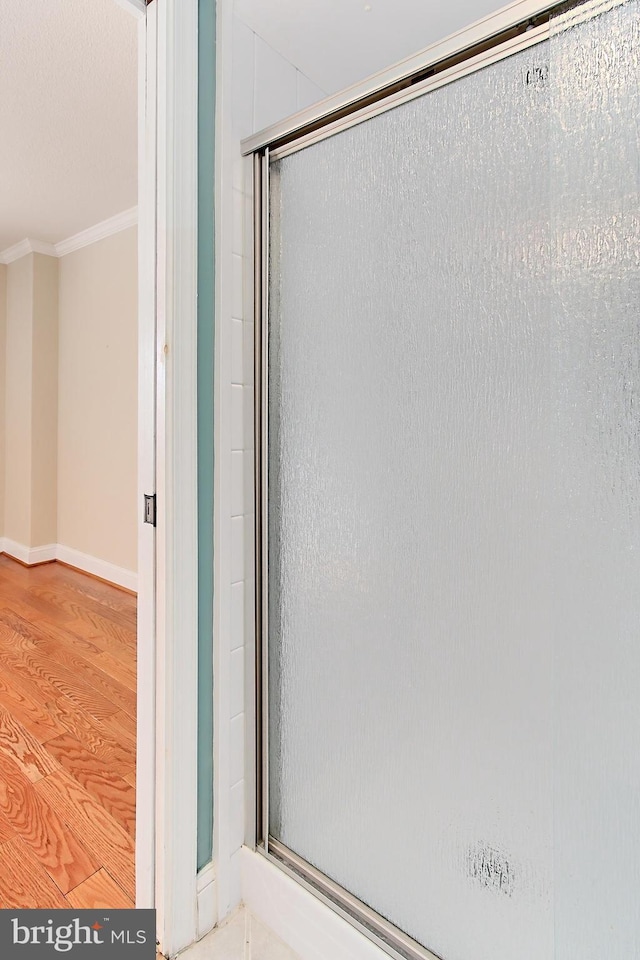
[{"xmin": 262, "ymin": 837, "xmax": 444, "ymax": 960}]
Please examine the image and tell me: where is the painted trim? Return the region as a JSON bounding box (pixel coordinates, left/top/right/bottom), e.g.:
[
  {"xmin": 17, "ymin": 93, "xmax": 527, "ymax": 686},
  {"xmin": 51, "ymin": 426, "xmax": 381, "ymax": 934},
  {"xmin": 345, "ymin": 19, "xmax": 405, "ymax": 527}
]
[
  {"xmin": 154, "ymin": 0, "xmax": 200, "ymax": 953},
  {"xmin": 241, "ymin": 847, "xmax": 391, "ymax": 960},
  {"xmin": 55, "ymin": 207, "xmax": 138, "ymax": 257},
  {"xmin": 196, "ymin": 0, "xmax": 216, "ymax": 874},
  {"xmin": 0, "ymin": 540, "xmax": 57, "ymax": 566},
  {"xmin": 56, "ymin": 544, "xmax": 137, "ymax": 592},
  {"xmin": 135, "ymin": 0, "xmax": 157, "ymax": 915},
  {"xmin": 212, "ymin": 0, "xmax": 238, "ymax": 926},
  {"xmin": 113, "ymin": 0, "xmax": 147, "ymax": 17},
  {"xmin": 0, "ymin": 208, "xmax": 139, "ymax": 264},
  {"xmin": 0, "ymin": 541, "xmax": 136, "ymax": 589},
  {"xmin": 30, "ymin": 240, "xmax": 59, "ymax": 257},
  {"xmin": 196, "ymin": 864, "xmax": 218, "ymax": 939},
  {"xmin": 0, "ymin": 239, "xmax": 57, "ymax": 264}
]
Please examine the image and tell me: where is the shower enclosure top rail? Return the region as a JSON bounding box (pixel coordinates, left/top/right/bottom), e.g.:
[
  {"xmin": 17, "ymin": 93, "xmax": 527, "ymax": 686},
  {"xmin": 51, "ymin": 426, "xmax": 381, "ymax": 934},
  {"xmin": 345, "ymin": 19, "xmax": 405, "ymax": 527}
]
[{"xmin": 240, "ymin": 0, "xmax": 573, "ymax": 158}]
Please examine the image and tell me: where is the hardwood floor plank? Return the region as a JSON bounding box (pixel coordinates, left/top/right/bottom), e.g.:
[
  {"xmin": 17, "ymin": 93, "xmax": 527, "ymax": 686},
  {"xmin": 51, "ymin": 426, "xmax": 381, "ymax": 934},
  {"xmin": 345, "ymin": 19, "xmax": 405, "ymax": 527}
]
[
  {"xmin": 0, "ymin": 706, "xmax": 60, "ymax": 782},
  {"xmin": 21, "ymin": 635, "xmax": 136, "ymax": 716},
  {"xmin": 0, "ymin": 838, "xmax": 69, "ymax": 908},
  {"xmin": 43, "ymin": 733, "xmax": 136, "ymax": 837},
  {"xmin": 34, "ymin": 770, "xmax": 135, "ymax": 902},
  {"xmin": 65, "ymin": 608, "xmax": 137, "ymax": 652},
  {"xmin": 0, "ymin": 613, "xmax": 39, "ymax": 650},
  {"xmin": 0, "ymin": 752, "xmax": 99, "ymax": 893},
  {"xmin": 94, "ymin": 650, "xmax": 137, "ymax": 692},
  {"xmin": 102, "ymin": 710, "xmax": 137, "ymax": 753},
  {"xmin": 0, "ymin": 645, "xmax": 61, "ymax": 704},
  {"xmin": 28, "ymin": 619, "xmax": 105, "ymax": 658},
  {"xmin": 0, "ymin": 585, "xmax": 73, "ymax": 623},
  {"xmin": 0, "ymin": 809, "xmax": 15, "ymax": 844},
  {"xmin": 59, "ymin": 618, "xmax": 136, "ymax": 664},
  {"xmin": 45, "ymin": 697, "xmax": 135, "ymax": 776},
  {"xmin": 0, "ymin": 557, "xmax": 136, "ymax": 907},
  {"xmin": 0, "ymin": 647, "xmax": 120, "ymax": 721},
  {"xmin": 67, "ymin": 868, "xmax": 134, "ymax": 909},
  {"xmin": 26, "ymin": 584, "xmax": 136, "ymax": 635},
  {"xmin": 40, "ymin": 564, "xmax": 137, "ymax": 623},
  {"xmin": 0, "ymin": 665, "xmax": 67, "ymax": 743}
]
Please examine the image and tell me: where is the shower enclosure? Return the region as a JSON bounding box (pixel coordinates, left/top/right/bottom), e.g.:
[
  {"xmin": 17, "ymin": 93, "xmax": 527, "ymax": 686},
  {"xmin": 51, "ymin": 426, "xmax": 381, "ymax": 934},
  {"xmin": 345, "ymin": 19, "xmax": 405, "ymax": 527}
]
[{"xmin": 243, "ymin": 1, "xmax": 640, "ymax": 957}]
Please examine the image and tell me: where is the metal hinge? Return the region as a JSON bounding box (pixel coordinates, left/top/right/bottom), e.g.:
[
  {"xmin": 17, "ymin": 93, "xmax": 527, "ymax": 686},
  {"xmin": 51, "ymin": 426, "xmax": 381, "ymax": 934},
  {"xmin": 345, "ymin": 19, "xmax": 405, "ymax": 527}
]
[{"xmin": 144, "ymin": 494, "xmax": 157, "ymax": 526}]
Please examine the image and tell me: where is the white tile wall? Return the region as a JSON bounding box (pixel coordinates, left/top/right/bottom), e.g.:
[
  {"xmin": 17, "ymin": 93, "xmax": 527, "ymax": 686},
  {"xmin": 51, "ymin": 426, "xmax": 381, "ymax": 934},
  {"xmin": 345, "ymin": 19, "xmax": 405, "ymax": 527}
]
[
  {"xmin": 231, "ymin": 320, "xmax": 244, "ymax": 386},
  {"xmin": 230, "ymin": 581, "xmax": 245, "ymax": 652},
  {"xmin": 216, "ymin": 9, "xmax": 328, "ymax": 933}
]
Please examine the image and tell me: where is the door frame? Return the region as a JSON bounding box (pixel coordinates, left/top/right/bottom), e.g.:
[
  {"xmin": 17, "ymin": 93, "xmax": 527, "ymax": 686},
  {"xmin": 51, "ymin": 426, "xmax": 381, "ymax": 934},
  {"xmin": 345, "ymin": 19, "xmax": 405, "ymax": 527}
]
[
  {"xmin": 153, "ymin": 0, "xmax": 201, "ymax": 953},
  {"xmin": 121, "ymin": 0, "xmax": 202, "ymax": 954}
]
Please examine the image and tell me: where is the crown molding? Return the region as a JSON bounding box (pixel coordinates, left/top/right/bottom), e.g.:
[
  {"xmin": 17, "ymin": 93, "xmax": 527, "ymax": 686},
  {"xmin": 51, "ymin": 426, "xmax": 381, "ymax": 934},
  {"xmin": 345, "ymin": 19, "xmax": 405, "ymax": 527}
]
[
  {"xmin": 31, "ymin": 239, "xmax": 59, "ymax": 257},
  {"xmin": 112, "ymin": 0, "xmax": 147, "ymax": 18},
  {"xmin": 0, "ymin": 238, "xmax": 57, "ymax": 264},
  {"xmin": 0, "ymin": 239, "xmax": 30, "ymax": 263},
  {"xmin": 0, "ymin": 207, "xmax": 138, "ymax": 264},
  {"xmin": 54, "ymin": 206, "xmax": 138, "ymax": 257}
]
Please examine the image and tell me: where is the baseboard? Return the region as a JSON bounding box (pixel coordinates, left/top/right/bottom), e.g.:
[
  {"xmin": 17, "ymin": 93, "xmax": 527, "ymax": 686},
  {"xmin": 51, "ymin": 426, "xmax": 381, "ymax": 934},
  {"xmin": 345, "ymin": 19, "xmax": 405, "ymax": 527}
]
[
  {"xmin": 56, "ymin": 545, "xmax": 138, "ymax": 593},
  {"xmin": 0, "ymin": 540, "xmax": 137, "ymax": 592},
  {"xmin": 1, "ymin": 539, "xmax": 57, "ymax": 566}
]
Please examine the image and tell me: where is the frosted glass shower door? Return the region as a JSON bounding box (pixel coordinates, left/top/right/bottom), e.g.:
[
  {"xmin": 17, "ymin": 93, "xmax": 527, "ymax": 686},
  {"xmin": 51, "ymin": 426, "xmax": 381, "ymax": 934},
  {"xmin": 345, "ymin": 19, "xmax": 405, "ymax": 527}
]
[
  {"xmin": 268, "ymin": 38, "xmax": 553, "ymax": 960},
  {"xmin": 265, "ymin": 2, "xmax": 640, "ymax": 959}
]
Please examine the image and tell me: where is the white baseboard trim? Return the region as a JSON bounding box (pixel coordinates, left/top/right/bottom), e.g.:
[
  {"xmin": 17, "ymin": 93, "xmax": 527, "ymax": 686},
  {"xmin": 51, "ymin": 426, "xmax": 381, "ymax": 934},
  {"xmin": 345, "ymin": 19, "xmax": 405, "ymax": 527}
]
[
  {"xmin": 1, "ymin": 539, "xmax": 57, "ymax": 566},
  {"xmin": 240, "ymin": 847, "xmax": 391, "ymax": 960},
  {"xmin": 0, "ymin": 540, "xmax": 137, "ymax": 592},
  {"xmin": 56, "ymin": 544, "xmax": 137, "ymax": 592}
]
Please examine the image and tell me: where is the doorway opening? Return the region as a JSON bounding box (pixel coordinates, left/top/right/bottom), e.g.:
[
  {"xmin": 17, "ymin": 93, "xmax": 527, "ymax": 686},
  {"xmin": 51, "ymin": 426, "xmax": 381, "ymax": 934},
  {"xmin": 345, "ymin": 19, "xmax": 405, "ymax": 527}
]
[{"xmin": 0, "ymin": 0, "xmax": 143, "ymax": 909}]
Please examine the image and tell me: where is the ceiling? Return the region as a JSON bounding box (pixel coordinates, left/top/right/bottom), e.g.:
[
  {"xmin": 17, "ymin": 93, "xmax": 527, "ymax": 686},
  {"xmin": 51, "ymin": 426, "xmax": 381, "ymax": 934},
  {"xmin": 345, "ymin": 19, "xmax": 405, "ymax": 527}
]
[
  {"xmin": 0, "ymin": 0, "xmax": 510, "ymax": 252},
  {"xmin": 235, "ymin": 0, "xmax": 508, "ymax": 95},
  {"xmin": 0, "ymin": 0, "xmax": 137, "ymax": 252}
]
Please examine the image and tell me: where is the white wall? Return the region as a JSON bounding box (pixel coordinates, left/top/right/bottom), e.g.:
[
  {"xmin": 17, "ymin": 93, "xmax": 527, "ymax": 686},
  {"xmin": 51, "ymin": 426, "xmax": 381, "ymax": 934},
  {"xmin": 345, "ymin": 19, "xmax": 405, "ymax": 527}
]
[
  {"xmin": 213, "ymin": 1, "xmax": 326, "ymax": 921},
  {"xmin": 57, "ymin": 226, "xmax": 138, "ymax": 575},
  {"xmin": 234, "ymin": 0, "xmax": 523, "ymax": 95}
]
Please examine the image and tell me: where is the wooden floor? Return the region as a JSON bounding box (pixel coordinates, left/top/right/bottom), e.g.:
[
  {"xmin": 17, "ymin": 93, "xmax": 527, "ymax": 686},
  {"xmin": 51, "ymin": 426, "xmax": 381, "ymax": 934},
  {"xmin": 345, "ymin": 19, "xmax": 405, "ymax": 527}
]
[{"xmin": 0, "ymin": 555, "xmax": 136, "ymax": 908}]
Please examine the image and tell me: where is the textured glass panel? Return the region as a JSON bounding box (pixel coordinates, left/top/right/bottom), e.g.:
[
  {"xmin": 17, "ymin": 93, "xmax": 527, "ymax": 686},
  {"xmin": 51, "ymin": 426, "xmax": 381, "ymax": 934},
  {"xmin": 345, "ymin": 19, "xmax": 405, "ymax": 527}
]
[
  {"xmin": 550, "ymin": 2, "xmax": 640, "ymax": 957},
  {"xmin": 267, "ymin": 2, "xmax": 640, "ymax": 957},
  {"xmin": 269, "ymin": 43, "xmax": 553, "ymax": 960}
]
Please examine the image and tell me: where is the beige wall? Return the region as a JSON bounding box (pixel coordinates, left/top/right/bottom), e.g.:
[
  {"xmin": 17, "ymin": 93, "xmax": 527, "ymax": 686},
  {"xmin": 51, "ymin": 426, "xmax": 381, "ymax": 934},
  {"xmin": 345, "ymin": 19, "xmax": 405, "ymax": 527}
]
[
  {"xmin": 4, "ymin": 255, "xmax": 34, "ymax": 545},
  {"xmin": 0, "ymin": 265, "xmax": 5, "ymax": 538},
  {"xmin": 57, "ymin": 226, "xmax": 138, "ymax": 572},
  {"xmin": 31, "ymin": 254, "xmax": 59, "ymax": 547},
  {"xmin": 3, "ymin": 254, "xmax": 59, "ymax": 548}
]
